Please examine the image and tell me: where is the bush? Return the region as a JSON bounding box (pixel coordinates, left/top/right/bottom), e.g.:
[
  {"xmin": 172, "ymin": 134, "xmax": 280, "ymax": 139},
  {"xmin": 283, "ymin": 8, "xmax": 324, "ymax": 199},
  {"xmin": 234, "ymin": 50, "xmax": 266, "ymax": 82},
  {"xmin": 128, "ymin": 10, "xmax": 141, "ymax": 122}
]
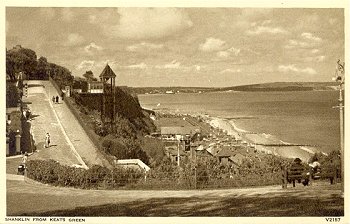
[
  {"xmin": 26, "ymin": 160, "xmax": 145, "ymax": 189},
  {"xmin": 6, "ymin": 82, "xmax": 20, "ymax": 107}
]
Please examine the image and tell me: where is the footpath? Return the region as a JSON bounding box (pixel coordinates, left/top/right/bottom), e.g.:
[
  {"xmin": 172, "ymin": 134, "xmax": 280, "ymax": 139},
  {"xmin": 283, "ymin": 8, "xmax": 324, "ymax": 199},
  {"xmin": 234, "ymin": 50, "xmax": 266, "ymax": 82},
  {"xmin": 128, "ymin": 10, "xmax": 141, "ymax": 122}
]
[
  {"xmin": 41, "ymin": 80, "xmax": 110, "ymax": 168},
  {"xmin": 7, "ymin": 80, "xmax": 110, "ymax": 173}
]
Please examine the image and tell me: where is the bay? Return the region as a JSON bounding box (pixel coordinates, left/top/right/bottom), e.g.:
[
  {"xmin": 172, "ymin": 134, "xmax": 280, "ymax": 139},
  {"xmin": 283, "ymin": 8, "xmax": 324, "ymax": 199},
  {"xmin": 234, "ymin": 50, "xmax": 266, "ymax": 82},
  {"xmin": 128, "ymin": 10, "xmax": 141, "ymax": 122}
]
[{"xmin": 138, "ymin": 90, "xmax": 340, "ymax": 154}]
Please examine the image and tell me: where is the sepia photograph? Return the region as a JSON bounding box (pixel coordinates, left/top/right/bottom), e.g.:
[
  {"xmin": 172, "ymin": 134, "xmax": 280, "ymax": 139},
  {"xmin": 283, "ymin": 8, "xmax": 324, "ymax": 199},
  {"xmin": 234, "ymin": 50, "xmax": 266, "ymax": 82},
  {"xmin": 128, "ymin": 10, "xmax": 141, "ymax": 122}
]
[{"xmin": 2, "ymin": 1, "xmax": 348, "ymax": 224}]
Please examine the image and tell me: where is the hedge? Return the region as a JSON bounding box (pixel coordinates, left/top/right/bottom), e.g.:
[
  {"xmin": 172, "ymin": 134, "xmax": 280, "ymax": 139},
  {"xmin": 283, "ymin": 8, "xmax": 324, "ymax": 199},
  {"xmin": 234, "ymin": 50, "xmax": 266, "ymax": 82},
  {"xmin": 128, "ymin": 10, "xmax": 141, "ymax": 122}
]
[
  {"xmin": 26, "ymin": 160, "xmax": 144, "ymax": 189},
  {"xmin": 26, "ymin": 159, "xmax": 284, "ymax": 190}
]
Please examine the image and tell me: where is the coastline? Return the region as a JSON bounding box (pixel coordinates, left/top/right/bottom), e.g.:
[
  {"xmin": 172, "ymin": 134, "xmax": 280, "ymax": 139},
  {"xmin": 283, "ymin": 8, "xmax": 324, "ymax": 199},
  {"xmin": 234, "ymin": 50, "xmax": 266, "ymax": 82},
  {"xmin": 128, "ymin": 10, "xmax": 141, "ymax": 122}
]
[
  {"xmin": 146, "ymin": 106, "xmax": 319, "ymax": 163},
  {"xmin": 207, "ymin": 116, "xmax": 317, "ymax": 162}
]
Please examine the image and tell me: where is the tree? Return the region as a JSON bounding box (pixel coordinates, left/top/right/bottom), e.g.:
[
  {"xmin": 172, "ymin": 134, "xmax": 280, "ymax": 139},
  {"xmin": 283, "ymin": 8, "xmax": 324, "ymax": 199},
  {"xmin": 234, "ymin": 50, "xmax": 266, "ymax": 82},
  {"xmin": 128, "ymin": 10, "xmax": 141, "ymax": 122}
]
[
  {"xmin": 6, "ymin": 47, "xmax": 38, "ymax": 80},
  {"xmin": 6, "ymin": 82, "xmax": 19, "ymax": 107},
  {"xmin": 83, "ymin": 70, "xmax": 95, "ymax": 82},
  {"xmin": 36, "ymin": 56, "xmax": 49, "ymax": 80}
]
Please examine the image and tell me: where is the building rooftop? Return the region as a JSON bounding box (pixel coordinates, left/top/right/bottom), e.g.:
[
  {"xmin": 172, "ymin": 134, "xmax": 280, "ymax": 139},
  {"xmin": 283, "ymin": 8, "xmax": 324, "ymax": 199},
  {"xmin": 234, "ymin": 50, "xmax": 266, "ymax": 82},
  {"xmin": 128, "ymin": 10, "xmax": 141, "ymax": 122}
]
[
  {"xmin": 161, "ymin": 126, "xmax": 196, "ymax": 135},
  {"xmin": 99, "ymin": 64, "xmax": 116, "ymax": 79},
  {"xmin": 116, "ymin": 159, "xmax": 150, "ymax": 171}
]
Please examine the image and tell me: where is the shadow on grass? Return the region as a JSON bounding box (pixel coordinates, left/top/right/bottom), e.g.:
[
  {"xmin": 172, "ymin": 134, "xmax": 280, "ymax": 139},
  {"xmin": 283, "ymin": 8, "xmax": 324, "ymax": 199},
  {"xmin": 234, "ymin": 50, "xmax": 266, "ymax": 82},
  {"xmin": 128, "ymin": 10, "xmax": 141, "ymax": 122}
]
[{"xmin": 21, "ymin": 193, "xmax": 344, "ymax": 217}]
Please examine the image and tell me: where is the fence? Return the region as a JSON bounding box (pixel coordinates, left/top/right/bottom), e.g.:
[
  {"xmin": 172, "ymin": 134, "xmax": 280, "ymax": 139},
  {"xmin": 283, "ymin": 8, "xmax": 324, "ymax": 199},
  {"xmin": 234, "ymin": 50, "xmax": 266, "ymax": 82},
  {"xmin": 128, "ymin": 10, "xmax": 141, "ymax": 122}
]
[{"xmin": 26, "ymin": 159, "xmax": 283, "ymax": 190}]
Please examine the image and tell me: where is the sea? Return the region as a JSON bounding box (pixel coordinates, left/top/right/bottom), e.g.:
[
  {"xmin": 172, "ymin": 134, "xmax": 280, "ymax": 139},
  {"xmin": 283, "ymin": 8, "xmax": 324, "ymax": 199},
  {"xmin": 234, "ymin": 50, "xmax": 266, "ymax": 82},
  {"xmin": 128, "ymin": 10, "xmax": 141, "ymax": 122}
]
[{"xmin": 138, "ymin": 90, "xmax": 341, "ymax": 155}]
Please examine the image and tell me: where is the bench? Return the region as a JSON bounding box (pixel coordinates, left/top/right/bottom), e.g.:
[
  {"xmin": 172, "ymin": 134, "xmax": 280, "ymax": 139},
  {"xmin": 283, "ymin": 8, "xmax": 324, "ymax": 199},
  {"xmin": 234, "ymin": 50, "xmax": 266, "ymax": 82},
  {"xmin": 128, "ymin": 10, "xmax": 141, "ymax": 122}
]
[
  {"xmin": 282, "ymin": 164, "xmax": 339, "ymax": 188},
  {"xmin": 282, "ymin": 163, "xmax": 308, "ymax": 188}
]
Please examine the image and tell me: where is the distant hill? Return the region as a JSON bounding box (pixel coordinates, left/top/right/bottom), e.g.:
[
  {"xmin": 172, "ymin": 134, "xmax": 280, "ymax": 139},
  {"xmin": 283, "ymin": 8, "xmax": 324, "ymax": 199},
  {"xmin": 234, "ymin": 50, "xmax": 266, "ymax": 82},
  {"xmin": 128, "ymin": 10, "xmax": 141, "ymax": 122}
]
[
  {"xmin": 215, "ymin": 82, "xmax": 339, "ymax": 92},
  {"xmin": 131, "ymin": 86, "xmax": 213, "ymax": 94},
  {"xmin": 132, "ymin": 82, "xmax": 338, "ymax": 94}
]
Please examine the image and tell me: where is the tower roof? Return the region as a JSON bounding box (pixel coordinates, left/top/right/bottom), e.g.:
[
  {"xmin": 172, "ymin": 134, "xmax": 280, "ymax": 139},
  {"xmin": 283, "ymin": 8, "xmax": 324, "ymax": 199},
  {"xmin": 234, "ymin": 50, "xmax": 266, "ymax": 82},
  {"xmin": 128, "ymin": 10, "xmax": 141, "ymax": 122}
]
[{"xmin": 99, "ymin": 64, "xmax": 116, "ymax": 78}]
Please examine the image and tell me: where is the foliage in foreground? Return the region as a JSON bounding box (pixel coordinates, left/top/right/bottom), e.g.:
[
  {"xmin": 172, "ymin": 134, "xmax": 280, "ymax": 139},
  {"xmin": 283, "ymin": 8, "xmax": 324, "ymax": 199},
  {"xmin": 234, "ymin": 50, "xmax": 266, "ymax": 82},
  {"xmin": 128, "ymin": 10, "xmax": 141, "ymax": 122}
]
[
  {"xmin": 26, "ymin": 157, "xmax": 285, "ymax": 190},
  {"xmin": 26, "ymin": 160, "xmax": 144, "ymax": 189}
]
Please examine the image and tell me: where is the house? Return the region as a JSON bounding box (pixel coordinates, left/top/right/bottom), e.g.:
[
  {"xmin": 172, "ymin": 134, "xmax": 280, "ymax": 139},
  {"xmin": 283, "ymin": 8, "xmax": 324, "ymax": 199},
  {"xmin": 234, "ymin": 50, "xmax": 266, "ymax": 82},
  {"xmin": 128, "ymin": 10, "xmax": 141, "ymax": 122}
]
[
  {"xmin": 161, "ymin": 126, "xmax": 195, "ymax": 140},
  {"xmin": 116, "ymin": 159, "xmax": 150, "ymax": 172},
  {"xmin": 157, "ymin": 117, "xmax": 200, "ymax": 140},
  {"xmin": 165, "ymin": 145, "xmax": 187, "ymax": 163},
  {"xmin": 87, "ymin": 81, "xmax": 104, "ymax": 93},
  {"xmin": 229, "ymin": 153, "xmax": 246, "ymax": 167},
  {"xmin": 216, "ymin": 146, "xmax": 246, "ymax": 167},
  {"xmin": 195, "ymin": 144, "xmax": 214, "ymax": 158},
  {"xmin": 215, "ymin": 146, "xmax": 237, "ymax": 165},
  {"xmin": 206, "ymin": 146, "xmax": 221, "ymax": 157}
]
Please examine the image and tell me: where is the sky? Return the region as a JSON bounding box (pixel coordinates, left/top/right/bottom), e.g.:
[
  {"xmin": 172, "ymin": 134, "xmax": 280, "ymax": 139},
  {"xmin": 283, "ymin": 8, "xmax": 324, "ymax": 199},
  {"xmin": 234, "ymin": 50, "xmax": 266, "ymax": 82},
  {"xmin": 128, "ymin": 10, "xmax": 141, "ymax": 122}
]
[{"xmin": 6, "ymin": 7, "xmax": 345, "ymax": 87}]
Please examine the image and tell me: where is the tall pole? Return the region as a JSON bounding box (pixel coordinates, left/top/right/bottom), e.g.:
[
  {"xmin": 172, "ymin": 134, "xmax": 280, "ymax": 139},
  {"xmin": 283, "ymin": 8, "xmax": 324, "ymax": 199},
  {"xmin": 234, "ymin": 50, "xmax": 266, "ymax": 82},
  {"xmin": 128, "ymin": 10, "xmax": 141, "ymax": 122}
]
[
  {"xmin": 333, "ymin": 59, "xmax": 344, "ymax": 195},
  {"xmin": 177, "ymin": 139, "xmax": 180, "ymax": 166},
  {"xmin": 339, "ymin": 82, "xmax": 344, "ymax": 194}
]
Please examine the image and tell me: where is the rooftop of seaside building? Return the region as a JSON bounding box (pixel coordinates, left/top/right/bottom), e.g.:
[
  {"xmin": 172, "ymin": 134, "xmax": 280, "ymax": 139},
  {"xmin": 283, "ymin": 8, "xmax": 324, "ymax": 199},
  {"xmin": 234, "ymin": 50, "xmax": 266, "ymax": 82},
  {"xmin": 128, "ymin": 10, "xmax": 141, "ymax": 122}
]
[
  {"xmin": 155, "ymin": 117, "xmax": 194, "ymax": 127},
  {"xmin": 216, "ymin": 147, "xmax": 236, "ymax": 157},
  {"xmin": 161, "ymin": 126, "xmax": 196, "ymax": 136},
  {"xmin": 157, "ymin": 117, "xmax": 200, "ymax": 135}
]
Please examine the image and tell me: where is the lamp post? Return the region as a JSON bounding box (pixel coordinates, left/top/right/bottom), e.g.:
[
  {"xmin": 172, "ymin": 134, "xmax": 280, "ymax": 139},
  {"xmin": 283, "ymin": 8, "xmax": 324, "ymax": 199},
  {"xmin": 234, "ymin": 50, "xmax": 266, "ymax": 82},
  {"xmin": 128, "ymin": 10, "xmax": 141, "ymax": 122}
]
[
  {"xmin": 177, "ymin": 138, "xmax": 181, "ymax": 166},
  {"xmin": 333, "ymin": 59, "xmax": 344, "ymax": 195}
]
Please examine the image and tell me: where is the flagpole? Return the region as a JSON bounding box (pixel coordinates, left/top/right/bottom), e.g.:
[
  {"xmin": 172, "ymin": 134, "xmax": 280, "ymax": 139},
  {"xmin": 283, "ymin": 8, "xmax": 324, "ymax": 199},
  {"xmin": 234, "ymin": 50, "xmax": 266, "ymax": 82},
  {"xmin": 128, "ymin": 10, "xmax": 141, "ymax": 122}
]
[{"xmin": 333, "ymin": 59, "xmax": 344, "ymax": 195}]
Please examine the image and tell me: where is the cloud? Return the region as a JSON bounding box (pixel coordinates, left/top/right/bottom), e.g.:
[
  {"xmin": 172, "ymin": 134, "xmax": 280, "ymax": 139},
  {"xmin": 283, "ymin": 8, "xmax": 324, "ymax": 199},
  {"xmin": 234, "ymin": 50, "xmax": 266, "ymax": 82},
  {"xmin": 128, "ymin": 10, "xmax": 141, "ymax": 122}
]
[
  {"xmin": 311, "ymin": 49, "xmax": 320, "ymax": 54},
  {"xmin": 126, "ymin": 42, "xmax": 164, "ymax": 52},
  {"xmin": 301, "ymin": 32, "xmax": 322, "ymax": 42},
  {"xmin": 114, "ymin": 8, "xmax": 193, "ymax": 39},
  {"xmin": 40, "ymin": 8, "xmax": 56, "ymax": 20},
  {"xmin": 246, "ymin": 25, "xmax": 287, "ymax": 35},
  {"xmin": 285, "ymin": 33, "xmax": 322, "ymax": 49},
  {"xmin": 329, "ymin": 18, "xmax": 337, "ymax": 25},
  {"xmin": 304, "ymin": 55, "xmax": 326, "ymax": 62},
  {"xmin": 76, "ymin": 60, "xmax": 95, "ymax": 70},
  {"xmin": 127, "ymin": 62, "xmax": 148, "ymax": 69},
  {"xmin": 89, "ymin": 15, "xmax": 97, "ymax": 24},
  {"xmin": 156, "ymin": 60, "xmax": 181, "ymax": 69},
  {"xmin": 217, "ymin": 47, "xmax": 241, "ymax": 58},
  {"xmin": 278, "ymin": 64, "xmax": 316, "ymax": 75},
  {"xmin": 6, "ymin": 20, "xmax": 9, "ymax": 33},
  {"xmin": 220, "ymin": 68, "xmax": 242, "ymax": 74},
  {"xmin": 61, "ymin": 8, "xmax": 74, "ymax": 22},
  {"xmin": 285, "ymin": 39, "xmax": 310, "ymax": 49},
  {"xmin": 199, "ymin": 38, "xmax": 226, "ymax": 52},
  {"xmin": 65, "ymin": 33, "xmax": 85, "ymax": 46},
  {"xmin": 84, "ymin": 42, "xmax": 103, "ymax": 53}
]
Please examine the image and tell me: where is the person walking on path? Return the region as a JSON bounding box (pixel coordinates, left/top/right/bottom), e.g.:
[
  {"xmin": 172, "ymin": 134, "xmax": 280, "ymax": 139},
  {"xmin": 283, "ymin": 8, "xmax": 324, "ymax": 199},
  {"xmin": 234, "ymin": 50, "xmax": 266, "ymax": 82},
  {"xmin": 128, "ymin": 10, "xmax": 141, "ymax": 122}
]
[
  {"xmin": 52, "ymin": 96, "xmax": 55, "ymax": 104},
  {"xmin": 55, "ymin": 95, "xmax": 59, "ymax": 104},
  {"xmin": 45, "ymin": 133, "xmax": 51, "ymax": 148},
  {"xmin": 22, "ymin": 152, "xmax": 28, "ymax": 167},
  {"xmin": 26, "ymin": 109, "xmax": 31, "ymax": 120}
]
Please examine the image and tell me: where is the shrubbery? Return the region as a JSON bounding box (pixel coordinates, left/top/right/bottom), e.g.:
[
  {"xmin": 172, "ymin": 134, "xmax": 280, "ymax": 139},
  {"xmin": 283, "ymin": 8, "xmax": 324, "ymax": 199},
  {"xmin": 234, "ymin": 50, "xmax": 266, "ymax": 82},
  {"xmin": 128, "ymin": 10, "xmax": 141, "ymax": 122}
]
[
  {"xmin": 101, "ymin": 135, "xmax": 150, "ymax": 165},
  {"xmin": 26, "ymin": 160, "xmax": 144, "ymax": 189},
  {"xmin": 26, "ymin": 155, "xmax": 290, "ymax": 190}
]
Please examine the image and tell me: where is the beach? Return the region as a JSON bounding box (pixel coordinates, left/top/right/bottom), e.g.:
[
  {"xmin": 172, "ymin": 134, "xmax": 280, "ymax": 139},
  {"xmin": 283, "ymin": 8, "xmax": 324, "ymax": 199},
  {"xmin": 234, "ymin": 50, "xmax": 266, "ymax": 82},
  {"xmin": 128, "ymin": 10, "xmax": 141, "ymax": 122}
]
[
  {"xmin": 139, "ymin": 90, "xmax": 339, "ymax": 162},
  {"xmin": 204, "ymin": 116, "xmax": 317, "ymax": 162},
  {"xmin": 149, "ymin": 107, "xmax": 318, "ymax": 162}
]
